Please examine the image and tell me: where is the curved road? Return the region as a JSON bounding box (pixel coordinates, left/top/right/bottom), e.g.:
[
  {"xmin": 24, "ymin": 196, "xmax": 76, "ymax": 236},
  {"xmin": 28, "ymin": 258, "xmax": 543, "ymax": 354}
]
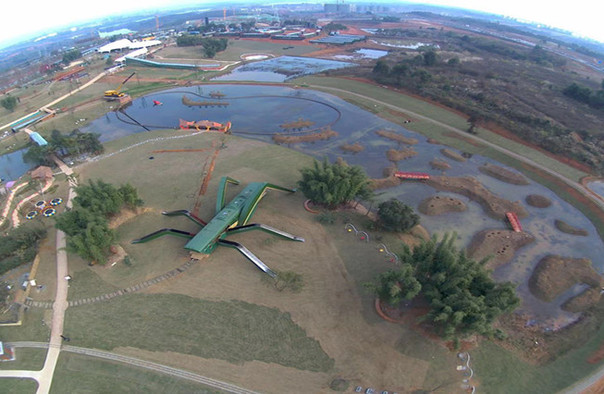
[{"xmin": 2, "ymin": 342, "xmax": 258, "ymax": 394}]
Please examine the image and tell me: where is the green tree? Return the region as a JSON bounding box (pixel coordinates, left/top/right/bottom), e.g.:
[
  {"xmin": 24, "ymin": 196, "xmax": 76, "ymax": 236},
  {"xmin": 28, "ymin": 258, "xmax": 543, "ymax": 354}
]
[
  {"xmin": 402, "ymin": 234, "xmax": 519, "ymax": 339},
  {"xmin": 377, "ymin": 199, "xmax": 419, "ymax": 232},
  {"xmin": 423, "ymin": 50, "xmax": 438, "ymax": 66},
  {"xmin": 62, "ymin": 49, "xmax": 81, "ymax": 65},
  {"xmin": 1, "ymin": 95, "xmax": 17, "ymax": 112},
  {"xmin": 365, "ymin": 264, "xmax": 421, "ymax": 306},
  {"xmin": 372, "ymin": 60, "xmax": 390, "ymax": 75},
  {"xmin": 298, "ymin": 159, "xmax": 372, "ymax": 209},
  {"xmin": 23, "ymin": 145, "xmax": 53, "ymax": 166}
]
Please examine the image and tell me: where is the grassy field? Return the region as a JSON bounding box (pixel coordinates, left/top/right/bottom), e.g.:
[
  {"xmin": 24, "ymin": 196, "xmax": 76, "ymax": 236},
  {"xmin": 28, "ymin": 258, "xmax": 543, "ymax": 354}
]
[
  {"xmin": 0, "ymin": 348, "xmax": 46, "ymax": 371},
  {"xmin": 294, "ymin": 76, "xmax": 589, "ymax": 182},
  {"xmin": 0, "ymin": 307, "xmax": 51, "ymax": 342},
  {"xmin": 63, "ymin": 293, "xmax": 334, "ymax": 372},
  {"xmin": 0, "ymin": 378, "xmax": 38, "ymax": 393},
  {"xmin": 51, "ymin": 353, "xmax": 220, "ymax": 394}
]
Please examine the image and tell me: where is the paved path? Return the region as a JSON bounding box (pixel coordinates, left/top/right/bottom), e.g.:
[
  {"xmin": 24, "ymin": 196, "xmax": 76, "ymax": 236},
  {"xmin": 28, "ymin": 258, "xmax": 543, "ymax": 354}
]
[{"xmin": 5, "ymin": 342, "xmax": 258, "ymax": 394}]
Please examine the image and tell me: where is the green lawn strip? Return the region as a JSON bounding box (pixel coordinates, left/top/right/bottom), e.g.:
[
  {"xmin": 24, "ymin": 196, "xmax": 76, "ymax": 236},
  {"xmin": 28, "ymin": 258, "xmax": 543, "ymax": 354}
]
[
  {"xmin": 0, "ymin": 308, "xmax": 50, "ymax": 342},
  {"xmin": 63, "ymin": 293, "xmax": 334, "ymax": 372},
  {"xmin": 295, "ymin": 76, "xmax": 589, "ymax": 182},
  {"xmin": 66, "ymin": 266, "xmax": 119, "ymax": 301},
  {"xmin": 214, "ymin": 40, "xmax": 318, "ymax": 61},
  {"xmin": 50, "ymin": 352, "xmax": 220, "ymax": 394},
  {"xmin": 0, "ymin": 347, "xmax": 46, "ymax": 370},
  {"xmin": 0, "ymin": 378, "xmax": 38, "ymax": 393}
]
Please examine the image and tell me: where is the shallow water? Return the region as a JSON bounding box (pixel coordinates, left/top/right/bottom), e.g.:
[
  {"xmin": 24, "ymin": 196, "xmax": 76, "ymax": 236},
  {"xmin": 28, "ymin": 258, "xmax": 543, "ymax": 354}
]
[
  {"xmin": 0, "ymin": 148, "xmax": 31, "ymax": 183},
  {"xmin": 81, "ymin": 84, "xmax": 604, "ymax": 329},
  {"xmin": 213, "ymin": 56, "xmax": 355, "ymax": 82}
]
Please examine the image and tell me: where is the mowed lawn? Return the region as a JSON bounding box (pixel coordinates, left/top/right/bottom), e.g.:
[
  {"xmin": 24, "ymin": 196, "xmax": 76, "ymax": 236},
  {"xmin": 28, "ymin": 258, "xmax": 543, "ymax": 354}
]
[
  {"xmin": 51, "ymin": 353, "xmax": 219, "ymax": 394},
  {"xmin": 63, "ymin": 293, "xmax": 334, "ymax": 372}
]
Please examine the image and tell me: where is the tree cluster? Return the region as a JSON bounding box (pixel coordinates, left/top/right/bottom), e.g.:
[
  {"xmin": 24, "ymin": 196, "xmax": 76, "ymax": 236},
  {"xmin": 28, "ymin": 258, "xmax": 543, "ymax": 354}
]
[
  {"xmin": 55, "ymin": 180, "xmax": 143, "ymax": 264},
  {"xmin": 367, "ymin": 234, "xmax": 519, "ymax": 339},
  {"xmin": 297, "ymin": 159, "xmax": 372, "ymax": 209},
  {"xmin": 62, "ymin": 49, "xmax": 81, "ymax": 65},
  {"xmin": 23, "ymin": 130, "xmax": 103, "ymax": 167},
  {"xmin": 377, "ymin": 199, "xmax": 419, "ymax": 232},
  {"xmin": 201, "ymin": 38, "xmax": 228, "ymax": 58},
  {"xmin": 322, "ymin": 22, "xmax": 347, "ymax": 33},
  {"xmin": 1, "ymin": 95, "xmax": 17, "ymax": 112},
  {"xmin": 0, "ymin": 224, "xmax": 47, "ymax": 275},
  {"xmin": 563, "ymin": 82, "xmax": 604, "ymax": 110}
]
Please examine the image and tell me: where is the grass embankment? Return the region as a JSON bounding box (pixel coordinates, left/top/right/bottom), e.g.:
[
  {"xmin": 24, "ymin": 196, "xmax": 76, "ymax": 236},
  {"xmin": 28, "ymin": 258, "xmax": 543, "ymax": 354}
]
[
  {"xmin": 51, "ymin": 353, "xmax": 218, "ymax": 394},
  {"xmin": 63, "ymin": 293, "xmax": 334, "ymax": 372}
]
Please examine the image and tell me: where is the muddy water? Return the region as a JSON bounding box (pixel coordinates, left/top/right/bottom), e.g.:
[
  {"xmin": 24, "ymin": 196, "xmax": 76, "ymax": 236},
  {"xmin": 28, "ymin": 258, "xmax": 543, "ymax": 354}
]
[{"xmin": 83, "ymin": 84, "xmax": 604, "ymax": 329}]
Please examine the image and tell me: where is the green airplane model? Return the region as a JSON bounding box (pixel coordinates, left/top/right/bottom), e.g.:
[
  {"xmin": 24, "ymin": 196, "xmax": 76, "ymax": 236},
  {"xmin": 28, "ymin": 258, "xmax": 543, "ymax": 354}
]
[{"xmin": 132, "ymin": 177, "xmax": 304, "ymax": 278}]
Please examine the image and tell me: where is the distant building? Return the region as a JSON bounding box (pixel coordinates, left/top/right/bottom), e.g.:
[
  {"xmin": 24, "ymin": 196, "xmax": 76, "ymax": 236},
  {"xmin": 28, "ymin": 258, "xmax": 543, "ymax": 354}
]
[{"xmin": 324, "ymin": 3, "xmax": 353, "ymax": 13}]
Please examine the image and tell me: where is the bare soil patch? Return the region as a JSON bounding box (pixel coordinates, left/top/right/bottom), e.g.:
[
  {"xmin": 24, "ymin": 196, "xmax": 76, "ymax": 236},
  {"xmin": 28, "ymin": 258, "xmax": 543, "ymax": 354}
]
[
  {"xmin": 419, "ymin": 195, "xmax": 467, "ymax": 215},
  {"xmin": 525, "ymin": 194, "xmax": 552, "ymax": 208},
  {"xmin": 554, "ymin": 219, "xmax": 588, "ymax": 236},
  {"xmin": 425, "ymin": 176, "xmax": 528, "ymax": 219},
  {"xmin": 467, "ymin": 229, "xmax": 535, "ymax": 270},
  {"xmin": 375, "ymin": 129, "xmax": 419, "ymax": 145},
  {"xmin": 479, "ymin": 163, "xmax": 529, "ymax": 185},
  {"xmin": 369, "ymin": 166, "xmax": 401, "ymax": 190},
  {"xmin": 528, "ymin": 255, "xmax": 602, "ymax": 302},
  {"xmin": 273, "ymin": 128, "xmax": 338, "ymax": 144},
  {"xmin": 440, "ymin": 148, "xmax": 466, "ymax": 162},
  {"xmin": 562, "ymin": 288, "xmax": 601, "ymax": 313},
  {"xmin": 339, "ymin": 142, "xmax": 364, "ymax": 153},
  {"xmin": 386, "ymin": 147, "xmax": 418, "ymax": 162}
]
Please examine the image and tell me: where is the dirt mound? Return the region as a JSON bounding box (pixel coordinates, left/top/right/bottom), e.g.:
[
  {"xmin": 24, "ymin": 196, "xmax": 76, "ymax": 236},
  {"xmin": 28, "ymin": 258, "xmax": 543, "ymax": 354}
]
[
  {"xmin": 528, "ymin": 255, "xmax": 602, "ymax": 302},
  {"xmin": 419, "ymin": 195, "xmax": 467, "ymax": 215},
  {"xmin": 386, "ymin": 148, "xmax": 418, "ymax": 162},
  {"xmin": 467, "ymin": 229, "xmax": 535, "ymax": 270},
  {"xmin": 479, "ymin": 163, "xmax": 529, "ymax": 185},
  {"xmin": 430, "ymin": 159, "xmax": 451, "ymax": 171},
  {"xmin": 562, "ymin": 288, "xmax": 601, "ymax": 313},
  {"xmin": 370, "ymin": 167, "xmax": 400, "ymax": 190},
  {"xmin": 440, "ymin": 148, "xmax": 466, "ymax": 162},
  {"xmin": 525, "ymin": 194, "xmax": 552, "ymax": 208},
  {"xmin": 375, "ymin": 129, "xmax": 419, "ymax": 145},
  {"xmin": 339, "ymin": 142, "xmax": 364, "ymax": 153},
  {"xmin": 273, "ymin": 128, "xmax": 337, "ymax": 144},
  {"xmin": 554, "ymin": 219, "xmax": 588, "ymax": 236},
  {"xmin": 425, "ymin": 176, "xmax": 528, "ymax": 219}
]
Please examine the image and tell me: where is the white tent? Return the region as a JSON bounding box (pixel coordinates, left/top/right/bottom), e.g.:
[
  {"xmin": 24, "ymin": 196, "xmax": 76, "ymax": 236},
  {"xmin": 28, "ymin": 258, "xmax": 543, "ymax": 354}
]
[{"xmin": 98, "ymin": 39, "xmax": 132, "ymax": 53}]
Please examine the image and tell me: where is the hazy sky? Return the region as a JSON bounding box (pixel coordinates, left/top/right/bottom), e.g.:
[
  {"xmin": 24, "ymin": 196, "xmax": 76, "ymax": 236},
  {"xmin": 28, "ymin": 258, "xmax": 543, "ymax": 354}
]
[{"xmin": 2, "ymin": 0, "xmax": 602, "ymax": 46}]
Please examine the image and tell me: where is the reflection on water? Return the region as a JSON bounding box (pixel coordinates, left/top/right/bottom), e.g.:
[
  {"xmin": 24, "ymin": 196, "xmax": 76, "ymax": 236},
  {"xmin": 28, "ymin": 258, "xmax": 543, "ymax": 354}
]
[
  {"xmin": 0, "ymin": 148, "xmax": 31, "ymax": 182},
  {"xmin": 82, "ymin": 84, "xmax": 604, "ymax": 329},
  {"xmin": 213, "ymin": 55, "xmax": 355, "ymax": 82}
]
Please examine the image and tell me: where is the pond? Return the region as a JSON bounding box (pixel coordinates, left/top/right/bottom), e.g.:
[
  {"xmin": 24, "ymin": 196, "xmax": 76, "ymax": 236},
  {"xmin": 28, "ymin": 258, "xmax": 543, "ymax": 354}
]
[
  {"xmin": 333, "ymin": 48, "xmax": 389, "ymax": 61},
  {"xmin": 213, "ymin": 56, "xmax": 355, "ymax": 82},
  {"xmin": 81, "ymin": 84, "xmax": 604, "ymax": 329},
  {"xmin": 0, "ymin": 148, "xmax": 32, "ymax": 183}
]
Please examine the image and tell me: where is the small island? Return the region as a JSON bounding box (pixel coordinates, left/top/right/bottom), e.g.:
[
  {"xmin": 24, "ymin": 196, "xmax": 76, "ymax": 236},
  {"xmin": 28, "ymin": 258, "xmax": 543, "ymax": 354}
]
[{"xmin": 419, "ymin": 195, "xmax": 467, "ymax": 215}]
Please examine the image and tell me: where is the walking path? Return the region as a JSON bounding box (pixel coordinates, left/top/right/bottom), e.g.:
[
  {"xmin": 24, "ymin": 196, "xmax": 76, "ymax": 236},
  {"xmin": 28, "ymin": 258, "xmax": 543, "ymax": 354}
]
[{"xmin": 2, "ymin": 342, "xmax": 258, "ymax": 394}]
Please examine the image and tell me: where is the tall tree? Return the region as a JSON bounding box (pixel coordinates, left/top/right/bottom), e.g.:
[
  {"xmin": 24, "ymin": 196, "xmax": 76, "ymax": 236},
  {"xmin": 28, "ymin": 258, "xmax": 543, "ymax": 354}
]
[
  {"xmin": 1, "ymin": 95, "xmax": 17, "ymax": 112},
  {"xmin": 365, "ymin": 264, "xmax": 421, "ymax": 306},
  {"xmin": 298, "ymin": 158, "xmax": 372, "ymax": 209},
  {"xmin": 377, "ymin": 199, "xmax": 419, "ymax": 232}
]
